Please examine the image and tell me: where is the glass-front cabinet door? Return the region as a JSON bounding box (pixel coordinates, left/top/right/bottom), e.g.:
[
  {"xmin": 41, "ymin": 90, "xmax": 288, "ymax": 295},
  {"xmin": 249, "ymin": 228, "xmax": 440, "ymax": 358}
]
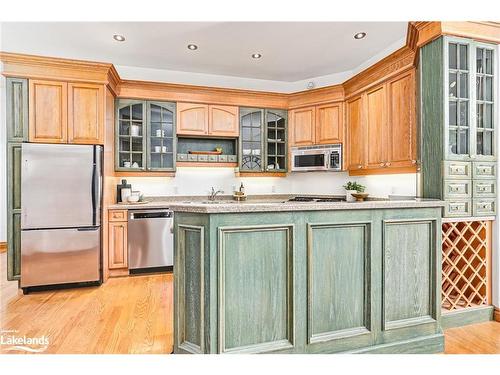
[
  {"xmin": 116, "ymin": 99, "xmax": 176, "ymax": 172},
  {"xmin": 446, "ymin": 39, "xmax": 471, "ymax": 159},
  {"xmin": 147, "ymin": 101, "xmax": 176, "ymax": 170},
  {"xmin": 445, "ymin": 37, "xmax": 497, "ymax": 161},
  {"xmin": 240, "ymin": 108, "xmax": 264, "ymax": 171},
  {"xmin": 475, "ymin": 43, "xmax": 496, "ymax": 159},
  {"xmin": 265, "ymin": 109, "xmax": 287, "ymax": 172},
  {"xmin": 116, "ymin": 100, "xmax": 147, "ymax": 171}
]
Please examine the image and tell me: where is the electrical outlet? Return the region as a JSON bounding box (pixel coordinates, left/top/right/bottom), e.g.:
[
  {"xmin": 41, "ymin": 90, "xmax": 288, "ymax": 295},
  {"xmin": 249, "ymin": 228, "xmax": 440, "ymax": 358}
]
[
  {"xmin": 173, "ymin": 186, "xmax": 178, "ymax": 195},
  {"xmin": 271, "ymin": 185, "xmax": 276, "ymax": 193}
]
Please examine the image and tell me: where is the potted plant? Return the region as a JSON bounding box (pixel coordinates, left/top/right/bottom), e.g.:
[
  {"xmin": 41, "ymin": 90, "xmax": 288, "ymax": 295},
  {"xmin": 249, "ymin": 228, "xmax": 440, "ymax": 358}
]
[{"xmin": 343, "ymin": 181, "xmax": 365, "ymax": 202}]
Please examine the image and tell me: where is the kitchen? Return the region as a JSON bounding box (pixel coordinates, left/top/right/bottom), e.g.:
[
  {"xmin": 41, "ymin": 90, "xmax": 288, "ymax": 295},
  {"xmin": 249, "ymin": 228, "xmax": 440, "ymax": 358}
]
[{"xmin": 1, "ymin": 16, "xmax": 499, "ymax": 365}]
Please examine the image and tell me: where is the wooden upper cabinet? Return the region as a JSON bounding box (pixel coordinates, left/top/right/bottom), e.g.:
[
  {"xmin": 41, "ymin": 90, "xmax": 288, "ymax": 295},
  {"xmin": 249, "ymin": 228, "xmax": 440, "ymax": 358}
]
[
  {"xmin": 29, "ymin": 79, "xmax": 68, "ymax": 143},
  {"xmin": 387, "ymin": 70, "xmax": 416, "ymax": 168},
  {"xmin": 316, "ymin": 102, "xmax": 343, "ymax": 144},
  {"xmin": 290, "ymin": 106, "xmax": 315, "ymax": 146},
  {"xmin": 365, "ymin": 85, "xmax": 388, "ymax": 169},
  {"xmin": 177, "ymin": 102, "xmax": 209, "ymax": 136},
  {"xmin": 346, "ymin": 95, "xmax": 365, "ymax": 170},
  {"xmin": 68, "ymin": 83, "xmax": 104, "ymax": 144},
  {"xmin": 208, "ymin": 105, "xmax": 239, "ymax": 137}
]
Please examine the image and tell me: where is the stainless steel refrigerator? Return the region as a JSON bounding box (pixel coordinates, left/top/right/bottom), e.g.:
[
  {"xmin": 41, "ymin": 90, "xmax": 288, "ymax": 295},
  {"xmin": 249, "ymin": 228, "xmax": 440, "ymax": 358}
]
[{"xmin": 20, "ymin": 143, "xmax": 102, "ymax": 289}]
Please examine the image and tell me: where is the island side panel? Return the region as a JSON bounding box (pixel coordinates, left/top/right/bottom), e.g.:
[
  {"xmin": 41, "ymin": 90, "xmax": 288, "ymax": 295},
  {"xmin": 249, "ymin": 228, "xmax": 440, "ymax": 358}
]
[{"xmin": 174, "ymin": 206, "xmax": 444, "ymax": 354}]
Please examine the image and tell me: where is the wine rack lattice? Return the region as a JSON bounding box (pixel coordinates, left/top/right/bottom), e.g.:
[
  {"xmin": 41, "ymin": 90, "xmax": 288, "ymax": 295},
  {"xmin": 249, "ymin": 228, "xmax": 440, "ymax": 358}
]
[{"xmin": 441, "ymin": 220, "xmax": 491, "ymax": 311}]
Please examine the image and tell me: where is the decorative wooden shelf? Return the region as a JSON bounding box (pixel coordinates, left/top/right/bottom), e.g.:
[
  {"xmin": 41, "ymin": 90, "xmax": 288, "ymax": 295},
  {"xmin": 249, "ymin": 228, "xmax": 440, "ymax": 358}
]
[
  {"xmin": 176, "ymin": 162, "xmax": 237, "ymax": 168},
  {"xmin": 441, "ymin": 219, "xmax": 492, "ymax": 312}
]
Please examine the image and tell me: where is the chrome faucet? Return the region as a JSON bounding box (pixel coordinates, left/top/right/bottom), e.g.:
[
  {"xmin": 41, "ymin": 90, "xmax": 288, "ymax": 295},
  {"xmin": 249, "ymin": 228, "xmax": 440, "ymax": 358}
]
[{"xmin": 208, "ymin": 187, "xmax": 224, "ymax": 201}]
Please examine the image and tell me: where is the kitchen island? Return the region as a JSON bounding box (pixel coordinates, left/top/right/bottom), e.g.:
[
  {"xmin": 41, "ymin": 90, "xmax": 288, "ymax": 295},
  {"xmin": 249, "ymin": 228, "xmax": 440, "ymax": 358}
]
[{"xmin": 171, "ymin": 198, "xmax": 445, "ymax": 354}]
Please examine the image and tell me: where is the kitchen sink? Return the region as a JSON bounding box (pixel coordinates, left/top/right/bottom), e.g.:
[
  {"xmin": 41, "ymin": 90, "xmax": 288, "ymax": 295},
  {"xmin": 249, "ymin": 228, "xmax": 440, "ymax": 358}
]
[{"xmin": 201, "ymin": 200, "xmax": 238, "ymax": 204}]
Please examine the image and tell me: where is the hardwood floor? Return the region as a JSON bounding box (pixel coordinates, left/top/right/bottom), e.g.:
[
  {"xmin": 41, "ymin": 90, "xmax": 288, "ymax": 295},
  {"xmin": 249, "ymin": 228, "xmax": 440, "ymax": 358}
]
[
  {"xmin": 1, "ymin": 252, "xmax": 499, "ymax": 354},
  {"xmin": 0, "ymin": 253, "xmax": 173, "ymax": 354},
  {"xmin": 444, "ymin": 321, "xmax": 500, "ymax": 354}
]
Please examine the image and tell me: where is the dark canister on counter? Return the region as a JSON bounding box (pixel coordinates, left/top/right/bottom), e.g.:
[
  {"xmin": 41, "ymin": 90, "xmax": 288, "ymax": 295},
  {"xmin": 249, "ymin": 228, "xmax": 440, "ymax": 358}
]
[{"xmin": 116, "ymin": 179, "xmax": 132, "ymax": 203}]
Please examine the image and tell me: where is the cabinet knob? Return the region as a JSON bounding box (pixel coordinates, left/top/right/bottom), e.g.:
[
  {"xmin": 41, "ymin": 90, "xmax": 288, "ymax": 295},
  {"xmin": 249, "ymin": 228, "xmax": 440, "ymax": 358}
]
[
  {"xmin": 358, "ymin": 165, "xmax": 362, "ymax": 169},
  {"xmin": 380, "ymin": 162, "xmax": 385, "ymax": 167},
  {"xmin": 385, "ymin": 162, "xmax": 391, "ymax": 167},
  {"xmin": 411, "ymin": 160, "xmax": 417, "ymax": 165}
]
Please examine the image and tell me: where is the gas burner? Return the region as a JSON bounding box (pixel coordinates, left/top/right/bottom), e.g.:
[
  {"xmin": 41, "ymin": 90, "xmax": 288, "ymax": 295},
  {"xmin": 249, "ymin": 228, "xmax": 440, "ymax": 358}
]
[
  {"xmin": 287, "ymin": 196, "xmax": 345, "ymax": 203},
  {"xmin": 315, "ymin": 198, "xmax": 346, "ymax": 203},
  {"xmin": 288, "ymin": 196, "xmax": 315, "ymax": 202}
]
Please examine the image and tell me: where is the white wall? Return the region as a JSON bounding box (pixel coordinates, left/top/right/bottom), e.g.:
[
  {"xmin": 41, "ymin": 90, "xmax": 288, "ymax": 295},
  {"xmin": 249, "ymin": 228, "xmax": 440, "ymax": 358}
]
[{"xmin": 122, "ymin": 168, "xmax": 417, "ymax": 198}]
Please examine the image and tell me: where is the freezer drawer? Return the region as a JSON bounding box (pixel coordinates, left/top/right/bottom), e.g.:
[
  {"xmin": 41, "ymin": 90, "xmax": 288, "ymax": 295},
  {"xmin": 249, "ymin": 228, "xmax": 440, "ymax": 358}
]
[{"xmin": 21, "ymin": 227, "xmax": 101, "ymax": 287}]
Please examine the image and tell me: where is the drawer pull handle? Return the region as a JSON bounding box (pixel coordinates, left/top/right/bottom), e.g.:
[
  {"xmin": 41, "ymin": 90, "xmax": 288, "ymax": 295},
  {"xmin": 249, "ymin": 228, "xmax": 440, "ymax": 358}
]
[
  {"xmin": 451, "ymin": 187, "xmax": 459, "ymax": 192},
  {"xmin": 481, "ymin": 168, "xmax": 488, "ymax": 173},
  {"xmin": 450, "ymin": 205, "xmax": 460, "ymax": 211}
]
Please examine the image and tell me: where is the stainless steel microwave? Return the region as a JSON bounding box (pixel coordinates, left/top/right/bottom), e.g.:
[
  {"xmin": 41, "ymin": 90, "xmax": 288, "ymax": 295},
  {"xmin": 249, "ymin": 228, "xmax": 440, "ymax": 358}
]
[{"xmin": 291, "ymin": 144, "xmax": 342, "ymax": 172}]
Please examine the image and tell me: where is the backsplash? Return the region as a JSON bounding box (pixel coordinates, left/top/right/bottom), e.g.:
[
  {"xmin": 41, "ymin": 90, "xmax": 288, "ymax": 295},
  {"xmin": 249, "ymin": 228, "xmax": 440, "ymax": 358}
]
[{"xmin": 123, "ymin": 167, "xmax": 417, "ymax": 198}]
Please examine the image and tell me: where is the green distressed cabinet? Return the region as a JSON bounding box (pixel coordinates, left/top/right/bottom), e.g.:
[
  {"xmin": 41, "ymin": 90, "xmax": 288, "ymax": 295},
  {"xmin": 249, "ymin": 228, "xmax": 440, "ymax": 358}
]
[
  {"xmin": 5, "ymin": 77, "xmax": 28, "ymax": 280},
  {"xmin": 420, "ymin": 36, "xmax": 498, "ymax": 217},
  {"xmin": 115, "ymin": 99, "xmax": 176, "ymax": 172},
  {"xmin": 174, "ymin": 207, "xmax": 443, "ymax": 354},
  {"xmin": 239, "ymin": 107, "xmax": 288, "ymax": 173}
]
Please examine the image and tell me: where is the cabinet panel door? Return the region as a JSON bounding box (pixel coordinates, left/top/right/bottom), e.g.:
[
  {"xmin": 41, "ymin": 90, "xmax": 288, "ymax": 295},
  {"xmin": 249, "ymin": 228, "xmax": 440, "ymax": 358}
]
[
  {"xmin": 316, "ymin": 102, "xmax": 343, "ymax": 144},
  {"xmin": 68, "ymin": 83, "xmax": 104, "ymax": 144},
  {"xmin": 366, "ymin": 85, "xmax": 388, "ymax": 169},
  {"xmin": 29, "ymin": 80, "xmax": 68, "ymax": 143},
  {"xmin": 6, "ymin": 78, "xmax": 29, "ymax": 142},
  {"xmin": 209, "ymin": 105, "xmax": 239, "ymax": 137},
  {"xmin": 177, "ymin": 102, "xmax": 209, "ymax": 136},
  {"xmin": 347, "ymin": 95, "xmax": 365, "ymax": 170},
  {"xmin": 7, "ymin": 143, "xmax": 23, "ymax": 280},
  {"xmin": 108, "ymin": 222, "xmax": 128, "ymax": 269},
  {"xmin": 290, "ymin": 106, "xmax": 315, "ymax": 146},
  {"xmin": 388, "ymin": 71, "xmax": 416, "ymax": 168}
]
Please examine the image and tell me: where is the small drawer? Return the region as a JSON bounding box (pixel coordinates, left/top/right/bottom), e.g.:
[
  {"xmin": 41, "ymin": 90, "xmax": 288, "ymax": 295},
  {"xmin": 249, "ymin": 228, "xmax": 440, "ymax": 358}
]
[
  {"xmin": 198, "ymin": 154, "xmax": 208, "ymax": 162},
  {"xmin": 218, "ymin": 154, "xmax": 228, "ymax": 162},
  {"xmin": 443, "ymin": 161, "xmax": 472, "ymax": 179},
  {"xmin": 444, "ymin": 199, "xmax": 471, "ymax": 217},
  {"xmin": 208, "ymin": 154, "xmax": 218, "ymax": 162},
  {"xmin": 187, "ymin": 154, "xmax": 198, "ymax": 162},
  {"xmin": 443, "ymin": 179, "xmax": 471, "ymax": 199},
  {"xmin": 473, "ymin": 198, "xmax": 496, "ymax": 216},
  {"xmin": 472, "ymin": 161, "xmax": 496, "ymax": 179},
  {"xmin": 228, "ymin": 155, "xmax": 238, "ymax": 163},
  {"xmin": 177, "ymin": 153, "xmax": 188, "ymax": 161},
  {"xmin": 473, "ymin": 180, "xmax": 496, "ymax": 198},
  {"xmin": 109, "ymin": 210, "xmax": 127, "ymax": 222}
]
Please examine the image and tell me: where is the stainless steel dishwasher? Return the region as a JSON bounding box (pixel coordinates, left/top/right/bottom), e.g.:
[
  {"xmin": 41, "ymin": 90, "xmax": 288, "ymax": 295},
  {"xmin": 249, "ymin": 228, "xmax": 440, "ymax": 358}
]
[{"xmin": 128, "ymin": 209, "xmax": 173, "ymax": 272}]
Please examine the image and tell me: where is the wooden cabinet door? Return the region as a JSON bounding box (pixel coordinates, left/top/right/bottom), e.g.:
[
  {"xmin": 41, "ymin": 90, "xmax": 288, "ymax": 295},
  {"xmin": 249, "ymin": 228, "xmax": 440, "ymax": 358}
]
[
  {"xmin": 316, "ymin": 102, "xmax": 343, "ymax": 144},
  {"xmin": 209, "ymin": 105, "xmax": 239, "ymax": 137},
  {"xmin": 177, "ymin": 102, "xmax": 209, "ymax": 136},
  {"xmin": 365, "ymin": 85, "xmax": 388, "ymax": 169},
  {"xmin": 108, "ymin": 221, "xmax": 128, "ymax": 269},
  {"xmin": 29, "ymin": 79, "xmax": 68, "ymax": 143},
  {"xmin": 290, "ymin": 106, "xmax": 315, "ymax": 146},
  {"xmin": 68, "ymin": 83, "xmax": 104, "ymax": 144},
  {"xmin": 346, "ymin": 96, "xmax": 365, "ymax": 170},
  {"xmin": 387, "ymin": 70, "xmax": 417, "ymax": 168},
  {"xmin": 6, "ymin": 78, "xmax": 29, "ymax": 142}
]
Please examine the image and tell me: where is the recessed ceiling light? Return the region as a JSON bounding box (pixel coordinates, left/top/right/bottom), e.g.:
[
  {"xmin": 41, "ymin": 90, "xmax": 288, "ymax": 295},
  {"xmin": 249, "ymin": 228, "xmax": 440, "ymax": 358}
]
[
  {"xmin": 251, "ymin": 53, "xmax": 262, "ymax": 59},
  {"xmin": 113, "ymin": 34, "xmax": 126, "ymax": 42},
  {"xmin": 354, "ymin": 32, "xmax": 366, "ymax": 40},
  {"xmin": 187, "ymin": 44, "xmax": 198, "ymax": 50}
]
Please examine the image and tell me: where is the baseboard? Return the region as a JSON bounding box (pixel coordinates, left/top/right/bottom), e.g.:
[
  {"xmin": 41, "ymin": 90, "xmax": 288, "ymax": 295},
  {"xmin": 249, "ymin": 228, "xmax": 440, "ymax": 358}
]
[
  {"xmin": 0, "ymin": 242, "xmax": 6, "ymax": 253},
  {"xmin": 346, "ymin": 334, "xmax": 444, "ymax": 354},
  {"xmin": 494, "ymin": 307, "xmax": 500, "ymax": 323},
  {"xmin": 441, "ymin": 305, "xmax": 494, "ymax": 329}
]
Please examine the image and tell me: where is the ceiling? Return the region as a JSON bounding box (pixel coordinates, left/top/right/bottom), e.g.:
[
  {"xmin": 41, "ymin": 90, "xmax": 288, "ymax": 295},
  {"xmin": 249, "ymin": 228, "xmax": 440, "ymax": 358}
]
[{"xmin": 0, "ymin": 22, "xmax": 407, "ymax": 82}]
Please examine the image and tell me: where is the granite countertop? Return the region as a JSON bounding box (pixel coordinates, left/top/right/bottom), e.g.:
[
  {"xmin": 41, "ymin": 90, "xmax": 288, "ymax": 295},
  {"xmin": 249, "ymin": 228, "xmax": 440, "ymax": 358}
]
[{"xmin": 108, "ymin": 195, "xmax": 445, "ymax": 213}]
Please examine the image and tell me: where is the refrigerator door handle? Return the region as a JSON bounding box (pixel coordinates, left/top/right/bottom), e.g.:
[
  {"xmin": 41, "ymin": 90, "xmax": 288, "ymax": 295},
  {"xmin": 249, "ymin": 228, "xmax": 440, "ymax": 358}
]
[{"xmin": 91, "ymin": 161, "xmax": 97, "ymax": 226}]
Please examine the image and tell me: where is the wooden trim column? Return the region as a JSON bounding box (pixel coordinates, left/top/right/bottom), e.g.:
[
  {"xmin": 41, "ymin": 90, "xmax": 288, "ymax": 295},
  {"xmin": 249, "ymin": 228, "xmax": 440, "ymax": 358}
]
[{"xmin": 0, "ymin": 242, "xmax": 6, "ymax": 253}]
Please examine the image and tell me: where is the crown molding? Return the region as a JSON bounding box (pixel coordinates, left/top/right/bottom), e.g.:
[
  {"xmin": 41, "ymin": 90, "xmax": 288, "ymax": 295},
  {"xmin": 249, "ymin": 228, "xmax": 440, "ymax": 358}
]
[{"xmin": 0, "ymin": 51, "xmax": 118, "ymax": 91}]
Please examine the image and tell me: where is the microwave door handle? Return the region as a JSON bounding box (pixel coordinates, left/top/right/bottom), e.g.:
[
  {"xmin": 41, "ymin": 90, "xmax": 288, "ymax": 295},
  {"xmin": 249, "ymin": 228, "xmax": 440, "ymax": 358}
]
[{"xmin": 325, "ymin": 152, "xmax": 330, "ymax": 169}]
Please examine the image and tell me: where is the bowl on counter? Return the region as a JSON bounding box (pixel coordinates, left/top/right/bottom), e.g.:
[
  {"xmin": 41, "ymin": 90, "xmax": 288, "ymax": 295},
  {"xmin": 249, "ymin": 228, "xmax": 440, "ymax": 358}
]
[
  {"xmin": 350, "ymin": 193, "xmax": 369, "ymax": 202},
  {"xmin": 127, "ymin": 194, "xmax": 140, "ymax": 203}
]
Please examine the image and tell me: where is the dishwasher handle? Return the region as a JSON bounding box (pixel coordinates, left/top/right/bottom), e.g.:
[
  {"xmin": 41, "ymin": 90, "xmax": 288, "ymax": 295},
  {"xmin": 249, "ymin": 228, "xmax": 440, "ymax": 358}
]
[{"xmin": 129, "ymin": 210, "xmax": 173, "ymax": 220}]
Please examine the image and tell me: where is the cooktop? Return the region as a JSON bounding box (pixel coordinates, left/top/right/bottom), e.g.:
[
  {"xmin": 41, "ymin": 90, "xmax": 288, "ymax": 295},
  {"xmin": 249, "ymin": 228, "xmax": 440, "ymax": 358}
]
[{"xmin": 287, "ymin": 196, "xmax": 346, "ymax": 203}]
